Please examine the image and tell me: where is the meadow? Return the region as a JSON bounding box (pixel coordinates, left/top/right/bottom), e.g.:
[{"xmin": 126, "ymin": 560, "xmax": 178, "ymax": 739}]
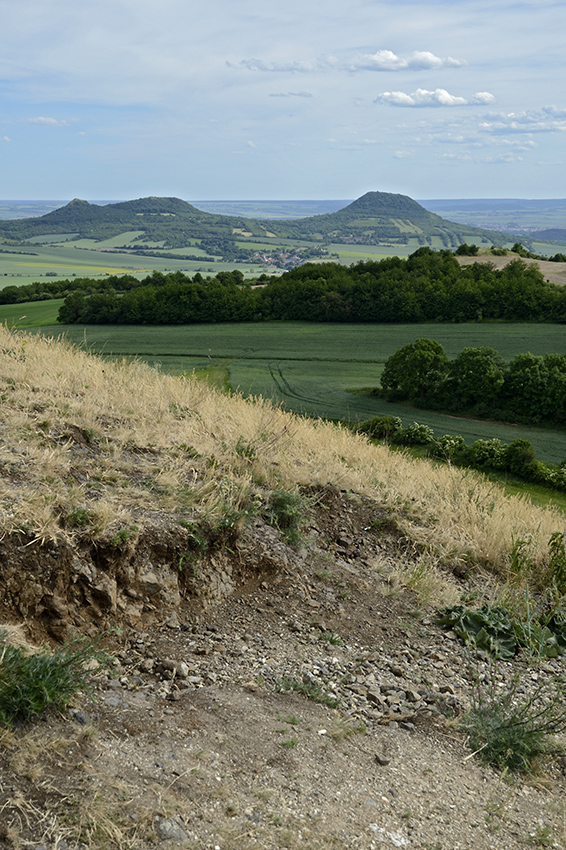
[{"xmin": 6, "ymin": 315, "xmax": 564, "ymax": 465}]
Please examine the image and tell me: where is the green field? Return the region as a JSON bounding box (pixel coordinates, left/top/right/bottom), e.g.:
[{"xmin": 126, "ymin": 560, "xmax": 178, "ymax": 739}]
[
  {"xmin": 0, "ymin": 242, "xmax": 270, "ymax": 286},
  {"xmin": 11, "ymin": 318, "xmax": 564, "ymax": 465}
]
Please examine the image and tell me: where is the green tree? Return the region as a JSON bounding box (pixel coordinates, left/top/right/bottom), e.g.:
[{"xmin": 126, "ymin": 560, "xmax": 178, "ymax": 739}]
[
  {"xmin": 380, "ymin": 338, "xmax": 449, "ymax": 400},
  {"xmin": 448, "ymin": 346, "xmax": 506, "ymax": 408}
]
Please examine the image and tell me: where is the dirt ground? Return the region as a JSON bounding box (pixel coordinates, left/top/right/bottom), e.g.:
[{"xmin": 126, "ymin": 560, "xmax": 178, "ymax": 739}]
[{"xmin": 1, "ymin": 488, "xmax": 565, "ymax": 850}]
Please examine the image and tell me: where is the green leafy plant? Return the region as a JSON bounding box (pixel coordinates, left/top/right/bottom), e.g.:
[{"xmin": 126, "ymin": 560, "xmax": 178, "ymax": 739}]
[
  {"xmin": 0, "ymin": 634, "xmax": 110, "ymax": 727},
  {"xmin": 318, "ymin": 630, "xmax": 342, "ymax": 646},
  {"xmin": 265, "ymin": 489, "xmax": 310, "ymax": 545},
  {"xmin": 65, "ymin": 507, "xmax": 93, "ymax": 528},
  {"xmin": 110, "ymin": 525, "xmax": 139, "ymax": 546},
  {"xmin": 548, "ymin": 530, "xmax": 566, "ymax": 595},
  {"xmin": 437, "ymin": 601, "xmax": 566, "ymax": 659},
  {"xmin": 459, "ymin": 664, "xmax": 566, "ymax": 773}
]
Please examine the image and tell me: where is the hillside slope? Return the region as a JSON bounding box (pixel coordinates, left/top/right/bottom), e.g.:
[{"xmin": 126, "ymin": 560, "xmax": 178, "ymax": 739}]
[
  {"xmin": 0, "ymin": 191, "xmax": 508, "ymax": 249},
  {"xmin": 0, "ymin": 328, "xmax": 565, "ymax": 849}
]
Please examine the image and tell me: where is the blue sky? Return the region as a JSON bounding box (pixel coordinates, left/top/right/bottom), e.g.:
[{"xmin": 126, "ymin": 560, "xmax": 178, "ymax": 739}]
[{"xmin": 1, "ymin": 0, "xmax": 565, "ymax": 200}]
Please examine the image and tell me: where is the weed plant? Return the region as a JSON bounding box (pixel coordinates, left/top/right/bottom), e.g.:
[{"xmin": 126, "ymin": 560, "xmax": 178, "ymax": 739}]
[
  {"xmin": 265, "ymin": 489, "xmax": 310, "ymax": 545},
  {"xmin": 0, "ymin": 633, "xmax": 109, "ymax": 726},
  {"xmin": 274, "ymin": 674, "xmax": 340, "ymax": 709},
  {"xmin": 459, "ymin": 663, "xmax": 566, "ymax": 773}
]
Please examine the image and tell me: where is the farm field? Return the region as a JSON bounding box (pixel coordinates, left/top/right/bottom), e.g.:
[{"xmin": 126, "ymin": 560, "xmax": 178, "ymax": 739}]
[
  {"xmin": 20, "ymin": 318, "xmax": 566, "ymax": 465},
  {"xmin": 0, "ymin": 242, "xmax": 274, "ymax": 285}
]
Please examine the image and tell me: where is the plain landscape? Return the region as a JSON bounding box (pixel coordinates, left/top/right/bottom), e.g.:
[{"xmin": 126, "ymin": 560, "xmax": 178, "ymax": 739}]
[{"xmin": 1, "ymin": 195, "xmax": 566, "ymax": 849}]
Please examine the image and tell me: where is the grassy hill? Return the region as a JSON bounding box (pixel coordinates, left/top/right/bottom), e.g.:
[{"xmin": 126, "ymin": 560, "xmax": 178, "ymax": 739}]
[
  {"xmin": 0, "ymin": 191, "xmax": 509, "ymax": 251},
  {"xmin": 0, "ymin": 326, "xmax": 565, "ymax": 848}
]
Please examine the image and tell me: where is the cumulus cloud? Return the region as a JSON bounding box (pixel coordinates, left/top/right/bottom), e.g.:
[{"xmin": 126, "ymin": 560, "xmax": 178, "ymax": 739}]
[
  {"xmin": 269, "ymin": 91, "xmax": 313, "ymax": 98},
  {"xmin": 340, "ymin": 49, "xmax": 466, "ymax": 72},
  {"xmin": 26, "ymin": 116, "xmax": 69, "ymax": 126},
  {"xmin": 375, "ymin": 88, "xmax": 495, "ymax": 107}
]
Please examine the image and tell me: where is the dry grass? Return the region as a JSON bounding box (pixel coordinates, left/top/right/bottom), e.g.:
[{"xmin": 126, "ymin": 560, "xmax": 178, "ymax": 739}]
[{"xmin": 0, "ymin": 326, "xmax": 563, "ymax": 581}]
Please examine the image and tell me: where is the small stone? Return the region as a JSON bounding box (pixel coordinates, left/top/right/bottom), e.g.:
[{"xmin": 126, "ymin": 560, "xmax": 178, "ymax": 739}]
[
  {"xmin": 401, "ymin": 688, "xmax": 417, "ymax": 702},
  {"xmin": 374, "ymin": 753, "xmax": 390, "ymax": 766},
  {"xmin": 155, "ymin": 817, "xmax": 188, "ymax": 842}
]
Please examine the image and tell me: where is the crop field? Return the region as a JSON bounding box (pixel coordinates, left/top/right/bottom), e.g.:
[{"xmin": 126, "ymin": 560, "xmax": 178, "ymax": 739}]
[
  {"xmin": 0, "ymin": 241, "xmax": 257, "ymax": 285},
  {"xmin": 16, "ymin": 318, "xmax": 565, "ymax": 465},
  {"xmin": 0, "ymin": 299, "xmax": 64, "ymax": 327}
]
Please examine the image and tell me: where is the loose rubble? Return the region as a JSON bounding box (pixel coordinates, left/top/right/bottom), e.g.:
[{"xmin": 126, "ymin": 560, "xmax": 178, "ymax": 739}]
[{"xmin": 0, "ymin": 486, "xmax": 565, "ymax": 849}]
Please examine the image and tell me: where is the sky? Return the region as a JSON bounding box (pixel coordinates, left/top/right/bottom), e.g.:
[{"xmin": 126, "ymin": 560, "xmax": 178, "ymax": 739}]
[{"xmin": 1, "ymin": 0, "xmax": 565, "ymax": 201}]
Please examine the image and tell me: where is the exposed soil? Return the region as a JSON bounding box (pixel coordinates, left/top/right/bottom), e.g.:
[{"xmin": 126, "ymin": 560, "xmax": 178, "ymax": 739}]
[{"xmin": 1, "ymin": 487, "xmax": 565, "ymax": 850}]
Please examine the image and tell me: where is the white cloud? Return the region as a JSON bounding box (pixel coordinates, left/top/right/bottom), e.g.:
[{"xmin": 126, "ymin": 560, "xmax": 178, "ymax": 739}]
[
  {"xmin": 26, "ymin": 116, "xmax": 69, "ymax": 127},
  {"xmin": 341, "ymin": 49, "xmax": 466, "ymax": 72},
  {"xmin": 480, "ymin": 106, "xmax": 566, "ymax": 134},
  {"xmin": 2, "ymin": 136, "xmax": 11, "ymax": 142},
  {"xmin": 269, "ymin": 91, "xmax": 313, "ymax": 98},
  {"xmin": 235, "ymin": 49, "xmax": 466, "ymax": 75},
  {"xmin": 470, "ymin": 92, "xmax": 496, "ymax": 105},
  {"xmin": 233, "ymin": 58, "xmax": 314, "ymax": 73},
  {"xmin": 375, "ymin": 88, "xmax": 492, "ymax": 107}
]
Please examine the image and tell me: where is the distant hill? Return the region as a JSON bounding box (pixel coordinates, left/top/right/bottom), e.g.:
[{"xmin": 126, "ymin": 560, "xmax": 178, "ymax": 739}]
[
  {"xmin": 269, "ymin": 191, "xmax": 508, "ymax": 247},
  {"xmin": 529, "ymin": 228, "xmax": 566, "ymax": 242},
  {"xmin": 0, "ymin": 191, "xmax": 509, "ymax": 250}
]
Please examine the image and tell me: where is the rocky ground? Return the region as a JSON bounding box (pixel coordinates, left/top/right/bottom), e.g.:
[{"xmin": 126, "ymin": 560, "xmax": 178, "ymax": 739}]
[{"xmin": 1, "ymin": 486, "xmax": 565, "ymax": 850}]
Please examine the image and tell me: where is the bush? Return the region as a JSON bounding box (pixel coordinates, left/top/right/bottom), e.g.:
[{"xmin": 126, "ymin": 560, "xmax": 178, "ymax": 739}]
[
  {"xmin": 399, "ymin": 422, "xmax": 434, "ymax": 446},
  {"xmin": 469, "ymin": 438, "xmax": 506, "ymax": 469},
  {"xmin": 504, "ymin": 438, "xmax": 539, "ymax": 478},
  {"xmin": 358, "ymin": 415, "xmax": 402, "ymax": 440},
  {"xmin": 265, "ymin": 489, "xmax": 310, "ymax": 545},
  {"xmin": 430, "ymin": 434, "xmax": 466, "ymax": 461},
  {"xmin": 455, "ymin": 243, "xmax": 479, "ymax": 256},
  {"xmin": 0, "ymin": 634, "xmax": 108, "ymax": 726}
]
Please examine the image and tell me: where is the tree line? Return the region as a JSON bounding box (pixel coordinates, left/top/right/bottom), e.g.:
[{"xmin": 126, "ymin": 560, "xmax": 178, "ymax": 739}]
[
  {"xmin": 2, "ymin": 246, "xmax": 564, "ymax": 324},
  {"xmin": 379, "ymin": 338, "xmax": 566, "ymax": 427}
]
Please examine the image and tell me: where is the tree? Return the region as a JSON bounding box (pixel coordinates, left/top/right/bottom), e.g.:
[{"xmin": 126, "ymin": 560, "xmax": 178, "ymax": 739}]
[
  {"xmin": 448, "ymin": 347, "xmax": 506, "ymax": 408},
  {"xmin": 380, "ymin": 338, "xmax": 449, "ymax": 400}
]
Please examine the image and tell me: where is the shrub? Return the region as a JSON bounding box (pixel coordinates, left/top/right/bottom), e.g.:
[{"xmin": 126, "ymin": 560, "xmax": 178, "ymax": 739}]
[
  {"xmin": 504, "ymin": 438, "xmax": 539, "ymax": 478},
  {"xmin": 431, "ymin": 434, "xmax": 466, "ymax": 461},
  {"xmin": 358, "ymin": 415, "xmax": 402, "ymax": 440},
  {"xmin": 399, "ymin": 422, "xmax": 434, "ymax": 446},
  {"xmin": 455, "ymin": 243, "xmax": 479, "ymax": 256},
  {"xmin": 266, "ymin": 489, "xmax": 310, "ymax": 545},
  {"xmin": 469, "ymin": 438, "xmax": 506, "ymax": 469}
]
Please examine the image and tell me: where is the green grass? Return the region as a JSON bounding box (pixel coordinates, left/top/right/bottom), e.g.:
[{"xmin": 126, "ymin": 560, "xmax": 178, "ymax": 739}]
[
  {"xmin": 0, "ymin": 299, "xmax": 64, "ymax": 326},
  {"xmin": 0, "ymin": 239, "xmax": 263, "ymax": 285},
  {"xmin": 0, "ymin": 634, "xmax": 108, "ymax": 726},
  {"xmin": 11, "ymin": 318, "xmax": 566, "ymax": 465}
]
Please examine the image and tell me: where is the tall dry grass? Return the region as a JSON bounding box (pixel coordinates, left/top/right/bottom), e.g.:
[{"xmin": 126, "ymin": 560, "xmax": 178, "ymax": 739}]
[{"xmin": 0, "ymin": 326, "xmax": 563, "ymax": 577}]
